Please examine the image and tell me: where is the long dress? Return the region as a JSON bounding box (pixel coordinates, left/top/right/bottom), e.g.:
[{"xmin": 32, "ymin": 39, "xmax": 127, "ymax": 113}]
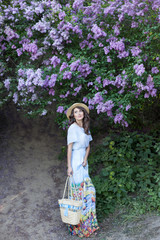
[{"xmin": 67, "ymin": 123, "xmax": 99, "ymax": 237}]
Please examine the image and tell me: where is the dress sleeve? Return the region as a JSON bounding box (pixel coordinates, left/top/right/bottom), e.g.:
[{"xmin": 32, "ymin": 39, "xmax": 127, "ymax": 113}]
[{"xmin": 67, "ymin": 125, "xmax": 78, "ymax": 145}]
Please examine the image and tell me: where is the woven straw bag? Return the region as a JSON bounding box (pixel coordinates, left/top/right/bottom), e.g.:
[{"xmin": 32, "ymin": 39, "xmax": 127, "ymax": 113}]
[{"xmin": 58, "ymin": 176, "xmax": 83, "ymax": 225}]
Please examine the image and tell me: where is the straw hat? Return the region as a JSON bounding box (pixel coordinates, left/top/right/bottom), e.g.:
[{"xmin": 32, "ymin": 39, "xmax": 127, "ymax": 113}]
[{"xmin": 66, "ymin": 103, "xmax": 89, "ymax": 119}]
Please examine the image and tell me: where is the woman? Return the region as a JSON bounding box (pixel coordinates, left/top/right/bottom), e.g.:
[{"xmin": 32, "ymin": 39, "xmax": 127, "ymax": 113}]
[{"xmin": 66, "ymin": 103, "xmax": 99, "ymax": 238}]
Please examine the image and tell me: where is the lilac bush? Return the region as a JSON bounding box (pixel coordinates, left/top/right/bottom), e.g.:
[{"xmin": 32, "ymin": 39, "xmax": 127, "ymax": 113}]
[{"xmin": 0, "ymin": 0, "xmax": 160, "ymax": 128}]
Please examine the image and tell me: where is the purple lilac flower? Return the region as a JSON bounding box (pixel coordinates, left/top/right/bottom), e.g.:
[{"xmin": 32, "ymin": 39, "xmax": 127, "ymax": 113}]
[
  {"xmin": 115, "ymin": 75, "xmax": 122, "ymax": 88},
  {"xmin": 17, "ymin": 49, "xmax": 22, "ymax": 56},
  {"xmin": 49, "ymin": 28, "xmax": 58, "ymax": 40},
  {"xmin": 110, "ymin": 40, "xmax": 125, "ymax": 51},
  {"xmin": 70, "ymin": 60, "xmax": 81, "ymax": 71},
  {"xmin": 91, "ymin": 24, "xmax": 107, "ymax": 39},
  {"xmin": 0, "ymin": 15, "xmax": 4, "ymax": 25},
  {"xmin": 59, "ymin": 11, "xmax": 66, "ymax": 20},
  {"xmin": 136, "ymin": 75, "xmax": 157, "ymax": 98},
  {"xmin": 99, "ymin": 43, "xmax": 104, "ymax": 47},
  {"xmin": 49, "ymin": 74, "xmax": 57, "ymax": 87},
  {"xmin": 11, "ymin": 45, "xmax": 16, "ymax": 49},
  {"xmin": 60, "ymin": 62, "xmax": 68, "ymax": 72},
  {"xmin": 150, "ymin": 88, "xmax": 157, "ymax": 97},
  {"xmin": 32, "ymin": 20, "xmax": 50, "ymax": 33},
  {"xmin": 73, "ymin": 0, "xmax": 84, "ymax": 10},
  {"xmin": 63, "ymin": 71, "xmax": 72, "ymax": 79},
  {"xmin": 13, "ymin": 92, "xmax": 18, "ymax": 103},
  {"xmin": 57, "ymin": 106, "xmax": 64, "ymax": 113},
  {"xmin": 122, "ymin": 120, "xmax": 129, "ymax": 127},
  {"xmin": 91, "ymin": 59, "xmax": 97, "ymax": 64},
  {"xmin": 43, "ymin": 60, "xmax": 50, "ymax": 66},
  {"xmin": 93, "ymin": 92, "xmax": 103, "ymax": 104},
  {"xmin": 18, "ymin": 69, "xmax": 25, "ymax": 77},
  {"xmin": 72, "ymin": 25, "xmax": 83, "ymax": 37},
  {"xmin": 78, "ymin": 64, "xmax": 92, "ymax": 77},
  {"xmin": 83, "ymin": 97, "xmax": 88, "ymax": 103},
  {"xmin": 88, "ymin": 98, "xmax": 95, "ymax": 106},
  {"xmin": 40, "ymin": 109, "xmax": 47, "ymax": 116},
  {"xmin": 28, "ymin": 43, "xmax": 38, "ymax": 54},
  {"xmin": 35, "ymin": 68, "xmax": 42, "ymax": 78},
  {"xmin": 131, "ymin": 21, "xmax": 139, "ymax": 28},
  {"xmin": 143, "ymin": 55, "xmax": 148, "ymax": 62},
  {"xmin": 117, "ymin": 51, "xmax": 129, "ymax": 59},
  {"xmin": 74, "ymin": 85, "xmax": 82, "ymax": 94},
  {"xmin": 80, "ymin": 40, "xmax": 88, "ymax": 49},
  {"xmin": 136, "ymin": 41, "xmax": 146, "ymax": 48},
  {"xmin": 107, "ymin": 56, "xmax": 112, "ymax": 62},
  {"xmin": 4, "ymin": 78, "xmax": 10, "ymax": 91},
  {"xmin": 104, "ymin": 47, "xmax": 110, "ymax": 55},
  {"xmin": 113, "ymin": 25, "xmax": 120, "ymax": 35},
  {"xmin": 118, "ymin": 88, "xmax": 125, "ymax": 94},
  {"xmin": 126, "ymin": 105, "xmax": 131, "ymax": 111},
  {"xmin": 87, "ymin": 82, "xmax": 93, "ymax": 87},
  {"xmin": 35, "ymin": 4, "xmax": 44, "ymax": 14},
  {"xmin": 136, "ymin": 81, "xmax": 144, "ymax": 91},
  {"xmin": 87, "ymin": 33, "xmax": 92, "ymax": 40},
  {"xmin": 27, "ymin": 86, "xmax": 34, "ymax": 95},
  {"xmin": 60, "ymin": 90, "xmax": 70, "ymax": 98},
  {"xmin": 131, "ymin": 47, "xmax": 142, "ymax": 57},
  {"xmin": 23, "ymin": 42, "xmax": 38, "ymax": 54},
  {"xmin": 96, "ymin": 100, "xmax": 114, "ymax": 115},
  {"xmin": 88, "ymin": 41, "xmax": 94, "ymax": 49},
  {"xmin": 114, "ymin": 113, "xmax": 123, "ymax": 124},
  {"xmin": 4, "ymin": 26, "xmax": 19, "ymax": 41},
  {"xmin": 144, "ymin": 93, "xmax": 149, "ymax": 98},
  {"xmin": 17, "ymin": 78, "xmax": 25, "ymax": 91},
  {"xmin": 26, "ymin": 28, "xmax": 33, "ymax": 37},
  {"xmin": 104, "ymin": 6, "xmax": 116, "ymax": 15},
  {"xmin": 30, "ymin": 50, "xmax": 43, "ymax": 61},
  {"xmin": 26, "ymin": 69, "xmax": 35, "ymax": 81},
  {"xmin": 49, "ymin": 89, "xmax": 55, "ymax": 96},
  {"xmin": 72, "ymin": 16, "xmax": 78, "ymax": 23},
  {"xmin": 103, "ymin": 79, "xmax": 110, "ymax": 87},
  {"xmin": 151, "ymin": 67, "xmax": 159, "ymax": 74},
  {"xmin": 96, "ymin": 77, "xmax": 101, "ymax": 84},
  {"xmin": 1, "ymin": 43, "xmax": 6, "ymax": 51},
  {"xmin": 146, "ymin": 75, "xmax": 157, "ymax": 97},
  {"xmin": 134, "ymin": 64, "xmax": 145, "ymax": 76},
  {"xmin": 52, "ymin": 37, "xmax": 63, "ymax": 50},
  {"xmin": 50, "ymin": 56, "xmax": 61, "ymax": 68}
]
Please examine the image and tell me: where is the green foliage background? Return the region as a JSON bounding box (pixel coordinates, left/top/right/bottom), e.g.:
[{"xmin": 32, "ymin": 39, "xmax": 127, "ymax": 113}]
[{"xmin": 88, "ymin": 130, "xmax": 160, "ymax": 220}]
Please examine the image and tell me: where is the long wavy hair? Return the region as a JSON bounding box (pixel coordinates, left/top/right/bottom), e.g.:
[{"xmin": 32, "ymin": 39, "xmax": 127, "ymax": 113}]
[{"xmin": 69, "ymin": 106, "xmax": 90, "ymax": 135}]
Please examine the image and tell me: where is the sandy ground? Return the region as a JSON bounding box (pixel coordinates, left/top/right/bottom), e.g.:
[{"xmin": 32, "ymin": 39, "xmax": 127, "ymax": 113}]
[{"xmin": 0, "ymin": 108, "xmax": 160, "ymax": 240}]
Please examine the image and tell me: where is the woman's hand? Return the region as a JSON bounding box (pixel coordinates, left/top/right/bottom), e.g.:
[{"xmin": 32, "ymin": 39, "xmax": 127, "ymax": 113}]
[
  {"xmin": 67, "ymin": 166, "xmax": 73, "ymax": 176},
  {"xmin": 82, "ymin": 160, "xmax": 87, "ymax": 167}
]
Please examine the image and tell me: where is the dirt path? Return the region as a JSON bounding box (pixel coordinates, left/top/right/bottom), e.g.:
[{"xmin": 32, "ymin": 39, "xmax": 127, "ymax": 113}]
[{"xmin": 0, "ymin": 109, "xmax": 160, "ymax": 240}]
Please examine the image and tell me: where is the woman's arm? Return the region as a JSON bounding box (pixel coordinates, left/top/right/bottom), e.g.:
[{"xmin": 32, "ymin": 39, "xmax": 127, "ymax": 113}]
[
  {"xmin": 67, "ymin": 143, "xmax": 73, "ymax": 176},
  {"xmin": 82, "ymin": 144, "xmax": 90, "ymax": 167}
]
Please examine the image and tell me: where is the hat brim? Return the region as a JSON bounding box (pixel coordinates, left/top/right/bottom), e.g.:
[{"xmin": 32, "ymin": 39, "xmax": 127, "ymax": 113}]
[{"xmin": 66, "ymin": 103, "xmax": 89, "ymax": 119}]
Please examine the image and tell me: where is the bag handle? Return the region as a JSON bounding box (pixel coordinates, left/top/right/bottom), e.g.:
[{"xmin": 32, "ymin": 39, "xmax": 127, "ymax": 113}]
[
  {"xmin": 62, "ymin": 176, "xmax": 80, "ymax": 200},
  {"xmin": 70, "ymin": 176, "xmax": 80, "ymax": 200}
]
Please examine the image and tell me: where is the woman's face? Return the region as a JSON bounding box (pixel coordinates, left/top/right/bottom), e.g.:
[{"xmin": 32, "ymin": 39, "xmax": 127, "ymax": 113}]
[{"xmin": 73, "ymin": 107, "xmax": 84, "ymax": 121}]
